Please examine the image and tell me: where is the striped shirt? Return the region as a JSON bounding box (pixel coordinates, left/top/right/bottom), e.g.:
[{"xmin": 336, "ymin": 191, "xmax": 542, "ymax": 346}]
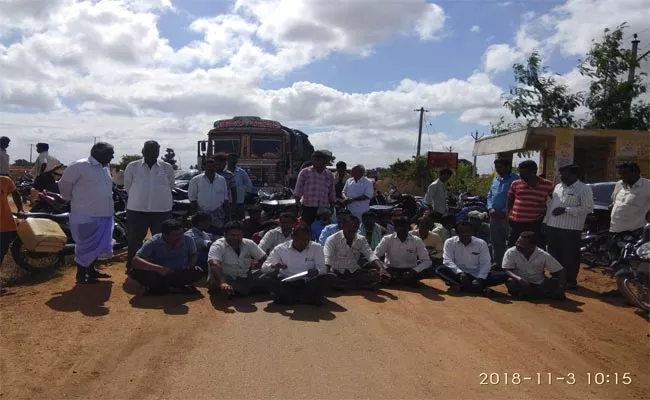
[
  {"xmin": 544, "ymin": 180, "xmax": 594, "ymax": 231},
  {"xmin": 508, "ymin": 177, "xmax": 554, "ymax": 223},
  {"xmin": 294, "ymin": 166, "xmax": 335, "ymax": 207}
]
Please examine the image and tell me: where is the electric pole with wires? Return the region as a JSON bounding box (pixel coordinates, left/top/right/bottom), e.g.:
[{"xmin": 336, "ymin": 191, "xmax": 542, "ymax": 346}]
[
  {"xmin": 470, "ymin": 130, "xmax": 483, "ymax": 176},
  {"xmin": 414, "ymin": 107, "xmax": 429, "ymax": 157},
  {"xmin": 626, "ymin": 33, "xmax": 650, "ymax": 118}
]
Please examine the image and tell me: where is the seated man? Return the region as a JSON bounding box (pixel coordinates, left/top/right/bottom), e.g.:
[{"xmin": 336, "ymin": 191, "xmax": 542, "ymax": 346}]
[
  {"xmin": 318, "ymin": 210, "xmax": 350, "ymax": 245},
  {"xmin": 358, "ymin": 211, "xmax": 385, "ymax": 250},
  {"xmin": 374, "ymin": 216, "xmax": 434, "ymax": 286},
  {"xmin": 259, "ymin": 212, "xmax": 296, "ymax": 254},
  {"xmin": 503, "ymin": 231, "xmax": 566, "ymax": 300},
  {"xmin": 410, "ymin": 216, "xmax": 444, "ymax": 265},
  {"xmin": 261, "ymin": 224, "xmax": 336, "ymax": 306},
  {"xmin": 207, "ymin": 221, "xmax": 275, "ymax": 297},
  {"xmin": 324, "ymin": 215, "xmax": 384, "ymax": 290},
  {"xmin": 432, "ymin": 213, "xmax": 456, "ymax": 242},
  {"xmin": 437, "ymin": 220, "xmax": 508, "ymax": 294},
  {"xmin": 311, "ymin": 208, "xmax": 332, "ymax": 241},
  {"xmin": 185, "ymin": 212, "xmax": 218, "ymax": 273},
  {"xmin": 241, "ymin": 205, "xmax": 263, "ymax": 239},
  {"xmin": 253, "ymin": 220, "xmax": 279, "ymax": 244},
  {"xmin": 130, "ymin": 219, "xmax": 204, "ymax": 294}
]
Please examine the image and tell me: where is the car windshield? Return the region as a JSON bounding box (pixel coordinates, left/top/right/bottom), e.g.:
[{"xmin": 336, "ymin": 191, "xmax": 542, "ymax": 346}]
[
  {"xmin": 589, "ymin": 183, "xmax": 615, "ymax": 205},
  {"xmin": 175, "ymin": 170, "xmax": 199, "ymax": 180},
  {"xmin": 251, "ymin": 138, "xmax": 281, "ymax": 158},
  {"xmin": 212, "ymin": 139, "xmax": 240, "ymax": 156}
]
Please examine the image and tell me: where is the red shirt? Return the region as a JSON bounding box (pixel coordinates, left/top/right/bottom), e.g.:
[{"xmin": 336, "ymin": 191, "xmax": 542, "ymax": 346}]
[
  {"xmin": 507, "ymin": 177, "xmax": 554, "ymax": 223},
  {"xmin": 294, "ymin": 167, "xmax": 335, "ymax": 207}
]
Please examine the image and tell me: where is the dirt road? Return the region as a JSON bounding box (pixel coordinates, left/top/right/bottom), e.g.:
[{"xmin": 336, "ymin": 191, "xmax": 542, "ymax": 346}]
[{"xmin": 1, "ymin": 259, "xmax": 648, "ymax": 400}]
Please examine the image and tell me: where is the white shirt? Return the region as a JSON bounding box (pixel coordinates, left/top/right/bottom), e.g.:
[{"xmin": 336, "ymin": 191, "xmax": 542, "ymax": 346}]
[
  {"xmin": 229, "ymin": 166, "xmax": 253, "ymax": 204},
  {"xmin": 342, "ymin": 176, "xmax": 374, "ymax": 219},
  {"xmin": 442, "ymin": 236, "xmax": 491, "ymax": 279},
  {"xmin": 188, "ymin": 173, "xmax": 228, "ymax": 212},
  {"xmin": 207, "ymin": 238, "xmax": 266, "ymax": 279},
  {"xmin": 57, "ymin": 157, "xmax": 114, "ymax": 217},
  {"xmin": 502, "ymin": 247, "xmax": 563, "ymax": 285},
  {"xmin": 31, "ymin": 151, "xmax": 62, "ymax": 176},
  {"xmin": 261, "ymin": 241, "xmax": 326, "ymax": 278},
  {"xmin": 544, "ymin": 180, "xmax": 594, "ymax": 231},
  {"xmin": 0, "ymin": 149, "xmax": 9, "ymax": 175},
  {"xmin": 423, "ymin": 179, "xmax": 447, "ymax": 214},
  {"xmin": 610, "ymin": 178, "xmax": 650, "ymax": 233},
  {"xmin": 259, "ymin": 227, "xmax": 292, "ymax": 253},
  {"xmin": 324, "ymin": 231, "xmax": 378, "ymax": 273},
  {"xmin": 375, "ymin": 233, "xmax": 432, "ymax": 272},
  {"xmin": 124, "ymin": 159, "xmax": 174, "ymax": 212}
]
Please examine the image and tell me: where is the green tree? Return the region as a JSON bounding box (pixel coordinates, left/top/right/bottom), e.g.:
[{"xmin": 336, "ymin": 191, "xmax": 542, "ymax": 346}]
[
  {"xmin": 162, "ymin": 148, "xmax": 178, "ymax": 170},
  {"xmin": 578, "ymin": 23, "xmax": 650, "ymax": 130},
  {"xmin": 504, "ymin": 51, "xmax": 583, "ymax": 127},
  {"xmin": 118, "ymin": 154, "xmax": 141, "ymax": 169},
  {"xmin": 12, "ymin": 159, "xmax": 33, "ymax": 167}
]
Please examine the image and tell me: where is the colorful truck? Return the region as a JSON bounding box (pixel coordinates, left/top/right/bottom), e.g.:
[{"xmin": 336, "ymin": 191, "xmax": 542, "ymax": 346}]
[{"xmin": 197, "ymin": 116, "xmax": 314, "ymax": 187}]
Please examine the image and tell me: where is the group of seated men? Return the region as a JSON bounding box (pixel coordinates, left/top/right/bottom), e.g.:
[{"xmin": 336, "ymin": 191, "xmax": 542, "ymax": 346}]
[{"xmin": 127, "ymin": 207, "xmax": 567, "ymax": 304}]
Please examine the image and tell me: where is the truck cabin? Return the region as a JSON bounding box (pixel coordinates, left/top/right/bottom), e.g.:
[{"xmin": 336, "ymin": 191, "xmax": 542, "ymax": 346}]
[{"xmin": 197, "ymin": 116, "xmax": 292, "ymax": 187}]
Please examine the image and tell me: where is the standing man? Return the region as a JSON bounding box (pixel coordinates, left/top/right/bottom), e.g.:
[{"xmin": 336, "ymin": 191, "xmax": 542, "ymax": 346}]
[
  {"xmin": 342, "ymin": 164, "xmax": 374, "ymax": 219},
  {"xmin": 188, "ymin": 157, "xmax": 229, "ymax": 234},
  {"xmin": 31, "ymin": 143, "xmax": 63, "ymax": 193},
  {"xmin": 544, "ymin": 164, "xmax": 593, "ymax": 289},
  {"xmin": 423, "ymin": 169, "xmax": 453, "ymax": 218},
  {"xmin": 506, "ymin": 160, "xmax": 554, "ymax": 247},
  {"xmin": 227, "ymin": 153, "xmax": 253, "ymax": 221},
  {"xmin": 487, "ymin": 158, "xmax": 519, "ymax": 267},
  {"xmin": 0, "ymin": 136, "xmax": 10, "ymax": 176},
  {"xmin": 333, "ymin": 161, "xmax": 351, "ymax": 201},
  {"xmin": 58, "ymin": 142, "xmax": 116, "ymax": 284},
  {"xmin": 213, "ymin": 154, "xmax": 237, "ymax": 220},
  {"xmin": 294, "ymin": 150, "xmax": 335, "ymax": 226},
  {"xmin": 609, "ymin": 162, "xmax": 650, "ymax": 258},
  {"xmin": 1, "ymin": 175, "xmax": 23, "ymax": 267},
  {"xmin": 124, "ymin": 140, "xmax": 175, "ymax": 270}
]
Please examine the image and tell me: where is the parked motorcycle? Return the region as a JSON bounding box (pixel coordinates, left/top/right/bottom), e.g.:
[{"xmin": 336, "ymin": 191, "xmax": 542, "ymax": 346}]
[
  {"xmin": 612, "ymin": 239, "xmax": 650, "ymax": 312},
  {"xmin": 11, "ymin": 212, "xmax": 129, "ymax": 273}
]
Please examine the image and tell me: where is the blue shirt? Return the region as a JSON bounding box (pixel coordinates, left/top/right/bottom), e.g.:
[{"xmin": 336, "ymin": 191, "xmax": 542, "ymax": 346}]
[
  {"xmin": 228, "ymin": 166, "xmax": 253, "ymax": 204},
  {"xmin": 318, "ymin": 223, "xmax": 340, "ymax": 246},
  {"xmin": 311, "ymin": 220, "xmax": 328, "ymax": 241},
  {"xmin": 136, "ymin": 233, "xmax": 197, "ymax": 271},
  {"xmin": 487, "ymin": 172, "xmax": 519, "ymax": 211}
]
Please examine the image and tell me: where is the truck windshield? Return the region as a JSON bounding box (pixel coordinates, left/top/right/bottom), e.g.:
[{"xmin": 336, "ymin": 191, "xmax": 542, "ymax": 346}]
[
  {"xmin": 251, "ymin": 138, "xmax": 281, "ymax": 158},
  {"xmin": 212, "ymin": 139, "xmax": 240, "ymax": 156}
]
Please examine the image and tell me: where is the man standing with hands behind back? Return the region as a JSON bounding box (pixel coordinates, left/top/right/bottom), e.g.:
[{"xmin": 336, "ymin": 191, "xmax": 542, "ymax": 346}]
[
  {"xmin": 294, "ymin": 150, "xmax": 335, "ymax": 226},
  {"xmin": 487, "ymin": 158, "xmax": 519, "ymax": 267},
  {"xmin": 124, "ymin": 140, "xmax": 175, "ymax": 271}
]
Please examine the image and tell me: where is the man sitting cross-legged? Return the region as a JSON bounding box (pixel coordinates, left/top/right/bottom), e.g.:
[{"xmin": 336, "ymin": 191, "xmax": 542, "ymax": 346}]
[
  {"xmin": 374, "ymin": 216, "xmax": 435, "ymax": 286},
  {"xmin": 261, "ymin": 224, "xmax": 337, "ymax": 306},
  {"xmin": 130, "ymin": 219, "xmax": 204, "ymax": 294},
  {"xmin": 324, "ymin": 215, "xmax": 384, "ymax": 290},
  {"xmin": 436, "ymin": 220, "xmax": 508, "ymax": 294},
  {"xmin": 207, "ymin": 221, "xmax": 277, "ymax": 297},
  {"xmin": 503, "ymin": 231, "xmax": 566, "ymax": 300}
]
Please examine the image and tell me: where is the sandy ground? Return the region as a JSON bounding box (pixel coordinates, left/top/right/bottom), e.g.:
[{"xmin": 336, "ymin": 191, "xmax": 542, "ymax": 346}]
[{"xmin": 1, "ymin": 252, "xmax": 648, "ymax": 400}]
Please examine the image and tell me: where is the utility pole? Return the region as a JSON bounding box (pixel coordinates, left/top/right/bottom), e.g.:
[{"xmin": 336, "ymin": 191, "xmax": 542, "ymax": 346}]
[
  {"xmin": 414, "ymin": 107, "xmax": 429, "ymax": 157},
  {"xmin": 470, "ymin": 130, "xmax": 483, "ymax": 176},
  {"xmin": 446, "ymin": 145, "xmax": 454, "ymax": 152},
  {"xmin": 29, "ymin": 144, "xmax": 34, "ymax": 163},
  {"xmin": 626, "ymin": 34, "xmax": 650, "ymax": 118}
]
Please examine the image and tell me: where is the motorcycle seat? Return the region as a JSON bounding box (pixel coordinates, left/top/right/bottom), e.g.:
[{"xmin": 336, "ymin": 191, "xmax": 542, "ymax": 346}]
[{"xmin": 23, "ymin": 212, "xmax": 70, "ymax": 222}]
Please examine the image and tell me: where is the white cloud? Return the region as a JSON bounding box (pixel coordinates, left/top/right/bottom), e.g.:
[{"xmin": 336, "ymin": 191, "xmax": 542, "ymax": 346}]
[
  {"xmin": 470, "ymin": 25, "xmax": 480, "ymax": 33},
  {"xmin": 483, "ymin": 44, "xmax": 523, "ymax": 73}
]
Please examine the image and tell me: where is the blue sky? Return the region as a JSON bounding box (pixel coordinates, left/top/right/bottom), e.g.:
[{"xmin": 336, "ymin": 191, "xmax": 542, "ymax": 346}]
[{"xmin": 0, "ymin": 0, "xmax": 648, "ymax": 172}]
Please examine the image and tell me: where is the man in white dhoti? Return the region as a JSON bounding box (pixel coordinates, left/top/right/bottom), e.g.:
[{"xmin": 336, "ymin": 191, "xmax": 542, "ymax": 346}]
[{"xmin": 58, "ymin": 143, "xmax": 116, "ymax": 284}]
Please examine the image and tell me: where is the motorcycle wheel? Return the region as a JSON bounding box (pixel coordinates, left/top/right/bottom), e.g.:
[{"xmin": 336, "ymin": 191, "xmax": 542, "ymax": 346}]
[
  {"xmin": 10, "ymin": 239, "xmax": 65, "ymax": 273},
  {"xmin": 616, "ymin": 276, "xmax": 650, "ymax": 312}
]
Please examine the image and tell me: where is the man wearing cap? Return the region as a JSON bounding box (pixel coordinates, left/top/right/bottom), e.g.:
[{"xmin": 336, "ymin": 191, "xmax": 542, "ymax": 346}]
[
  {"xmin": 487, "ymin": 158, "xmax": 519, "ymax": 267},
  {"xmin": 294, "ymin": 150, "xmax": 335, "ymax": 226},
  {"xmin": 544, "ymin": 164, "xmax": 593, "ymax": 290},
  {"xmin": 227, "ymin": 153, "xmax": 253, "ymax": 221}
]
